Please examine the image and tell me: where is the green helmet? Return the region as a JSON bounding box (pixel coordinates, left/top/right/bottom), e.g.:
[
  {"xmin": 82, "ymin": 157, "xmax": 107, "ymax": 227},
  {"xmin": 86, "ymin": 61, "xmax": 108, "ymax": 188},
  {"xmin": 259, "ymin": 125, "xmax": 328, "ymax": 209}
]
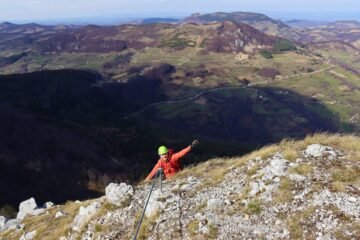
[{"xmin": 158, "ymin": 146, "xmax": 168, "ymax": 155}]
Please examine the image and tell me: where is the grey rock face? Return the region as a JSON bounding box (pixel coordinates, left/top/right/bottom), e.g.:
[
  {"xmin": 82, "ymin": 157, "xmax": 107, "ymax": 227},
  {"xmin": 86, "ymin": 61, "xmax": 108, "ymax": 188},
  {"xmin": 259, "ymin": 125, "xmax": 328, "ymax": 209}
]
[
  {"xmin": 4, "ymin": 219, "xmax": 23, "ymax": 231},
  {"xmin": 17, "ymin": 198, "xmax": 37, "ymax": 220},
  {"xmin": 72, "ymin": 201, "xmax": 101, "ymax": 232},
  {"xmin": 145, "ymin": 189, "xmax": 169, "ymax": 218},
  {"xmin": 105, "ymin": 183, "xmax": 134, "ymax": 206}
]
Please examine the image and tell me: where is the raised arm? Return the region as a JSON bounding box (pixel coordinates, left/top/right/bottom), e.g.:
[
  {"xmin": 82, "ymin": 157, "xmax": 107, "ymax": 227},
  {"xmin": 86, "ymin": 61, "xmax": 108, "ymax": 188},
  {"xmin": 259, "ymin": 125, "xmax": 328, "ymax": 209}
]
[
  {"xmin": 171, "ymin": 146, "xmax": 192, "ymax": 163},
  {"xmin": 145, "ymin": 161, "xmax": 161, "ymax": 181}
]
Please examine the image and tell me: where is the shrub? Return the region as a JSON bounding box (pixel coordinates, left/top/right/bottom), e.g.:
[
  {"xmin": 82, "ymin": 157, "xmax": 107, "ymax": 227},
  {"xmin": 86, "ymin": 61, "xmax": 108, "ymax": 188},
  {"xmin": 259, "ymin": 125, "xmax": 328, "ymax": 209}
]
[
  {"xmin": 259, "ymin": 50, "xmax": 273, "ymax": 59},
  {"xmin": 272, "ymin": 40, "xmax": 296, "ymax": 53}
]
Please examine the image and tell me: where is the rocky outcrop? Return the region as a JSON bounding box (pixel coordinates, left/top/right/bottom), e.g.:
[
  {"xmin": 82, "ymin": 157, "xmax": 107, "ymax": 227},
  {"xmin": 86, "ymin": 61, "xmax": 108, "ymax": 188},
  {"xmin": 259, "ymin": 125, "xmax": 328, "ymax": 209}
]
[
  {"xmin": 304, "ymin": 144, "xmax": 340, "ymax": 159},
  {"xmin": 0, "ymin": 216, "xmax": 5, "ymax": 230},
  {"xmin": 43, "ymin": 202, "xmax": 54, "ymax": 209},
  {"xmin": 105, "ymin": 182, "xmax": 134, "ymax": 207},
  {"xmin": 1, "ymin": 135, "xmax": 359, "ymax": 240},
  {"xmin": 17, "ymin": 198, "xmax": 45, "ymax": 220},
  {"xmin": 72, "ymin": 201, "xmax": 101, "ymax": 232}
]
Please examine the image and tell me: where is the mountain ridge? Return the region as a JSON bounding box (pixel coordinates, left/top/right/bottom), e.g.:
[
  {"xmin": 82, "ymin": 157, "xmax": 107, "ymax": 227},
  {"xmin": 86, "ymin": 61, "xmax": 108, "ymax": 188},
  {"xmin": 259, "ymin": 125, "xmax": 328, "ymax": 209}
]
[{"xmin": 1, "ymin": 133, "xmax": 359, "ymax": 239}]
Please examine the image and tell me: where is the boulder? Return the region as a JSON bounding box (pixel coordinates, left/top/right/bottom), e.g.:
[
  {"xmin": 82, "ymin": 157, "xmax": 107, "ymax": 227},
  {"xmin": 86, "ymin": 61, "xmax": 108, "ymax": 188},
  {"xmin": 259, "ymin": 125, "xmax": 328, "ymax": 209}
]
[
  {"xmin": 304, "ymin": 144, "xmax": 338, "ymax": 159},
  {"xmin": 105, "ymin": 182, "xmax": 134, "ymax": 206},
  {"xmin": 44, "ymin": 202, "xmax": 54, "ymax": 209},
  {"xmin": 72, "ymin": 201, "xmax": 101, "ymax": 232},
  {"xmin": 17, "ymin": 198, "xmax": 37, "ymax": 220}
]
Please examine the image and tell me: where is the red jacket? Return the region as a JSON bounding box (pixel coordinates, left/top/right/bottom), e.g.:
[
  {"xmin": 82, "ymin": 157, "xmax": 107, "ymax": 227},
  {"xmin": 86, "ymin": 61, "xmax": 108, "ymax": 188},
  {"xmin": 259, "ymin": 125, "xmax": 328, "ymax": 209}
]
[{"xmin": 145, "ymin": 146, "xmax": 191, "ymax": 181}]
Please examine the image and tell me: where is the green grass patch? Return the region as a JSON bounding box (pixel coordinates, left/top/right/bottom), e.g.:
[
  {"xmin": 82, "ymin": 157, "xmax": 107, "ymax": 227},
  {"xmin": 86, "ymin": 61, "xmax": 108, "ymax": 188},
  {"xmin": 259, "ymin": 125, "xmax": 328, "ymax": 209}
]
[{"xmin": 245, "ymin": 199, "xmax": 262, "ymax": 215}]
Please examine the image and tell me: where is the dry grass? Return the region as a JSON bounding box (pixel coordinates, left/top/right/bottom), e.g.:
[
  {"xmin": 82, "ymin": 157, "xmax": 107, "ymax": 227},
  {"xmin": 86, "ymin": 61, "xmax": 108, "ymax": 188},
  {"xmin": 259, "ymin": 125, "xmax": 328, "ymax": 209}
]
[
  {"xmin": 240, "ymin": 144, "xmax": 278, "ymax": 163},
  {"xmin": 286, "ymin": 206, "xmax": 316, "ymax": 239},
  {"xmin": 289, "ymin": 163, "xmax": 313, "ymax": 175},
  {"xmin": 187, "ymin": 219, "xmax": 199, "ymax": 236},
  {"xmin": 246, "ymin": 163, "xmax": 260, "ymax": 176},
  {"xmin": 283, "ymin": 148, "xmax": 298, "ymax": 161},
  {"xmin": 330, "ymin": 166, "xmax": 360, "ymax": 193},
  {"xmin": 330, "ymin": 181, "xmax": 346, "ymax": 192},
  {"xmin": 331, "ymin": 167, "xmax": 359, "ymax": 182},
  {"xmin": 135, "ymin": 211, "xmax": 160, "ymax": 240},
  {"xmin": 273, "ymin": 177, "xmax": 295, "ymax": 204},
  {"xmin": 287, "ymin": 216, "xmax": 302, "ymax": 239},
  {"xmin": 207, "ymin": 224, "xmax": 219, "ymax": 239}
]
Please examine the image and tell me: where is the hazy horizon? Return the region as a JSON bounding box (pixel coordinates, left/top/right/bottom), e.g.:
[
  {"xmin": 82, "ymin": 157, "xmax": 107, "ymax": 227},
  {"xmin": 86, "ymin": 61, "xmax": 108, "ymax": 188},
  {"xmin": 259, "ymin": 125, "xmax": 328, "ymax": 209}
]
[{"xmin": 0, "ymin": 0, "xmax": 359, "ymax": 25}]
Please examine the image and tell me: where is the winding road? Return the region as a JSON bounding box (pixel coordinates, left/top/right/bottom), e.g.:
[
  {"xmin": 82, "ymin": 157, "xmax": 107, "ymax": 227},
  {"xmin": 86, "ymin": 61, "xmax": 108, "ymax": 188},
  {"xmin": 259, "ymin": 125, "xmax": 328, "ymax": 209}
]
[{"xmin": 124, "ymin": 64, "xmax": 335, "ymax": 119}]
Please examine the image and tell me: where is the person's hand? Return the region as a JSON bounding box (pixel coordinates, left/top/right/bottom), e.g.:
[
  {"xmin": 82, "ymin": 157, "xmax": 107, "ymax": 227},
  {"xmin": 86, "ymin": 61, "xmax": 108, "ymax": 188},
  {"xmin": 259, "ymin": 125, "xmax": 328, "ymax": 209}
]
[{"xmin": 191, "ymin": 139, "xmax": 199, "ymax": 148}]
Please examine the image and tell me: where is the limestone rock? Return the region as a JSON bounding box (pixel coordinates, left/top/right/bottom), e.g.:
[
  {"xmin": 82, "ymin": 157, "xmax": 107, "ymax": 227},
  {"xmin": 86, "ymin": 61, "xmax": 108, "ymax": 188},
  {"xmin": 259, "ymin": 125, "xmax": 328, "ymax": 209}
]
[
  {"xmin": 32, "ymin": 208, "xmax": 46, "ymax": 216},
  {"xmin": 5, "ymin": 219, "xmax": 23, "ymax": 231},
  {"xmin": 261, "ymin": 158, "xmax": 289, "ymax": 181},
  {"xmin": 145, "ymin": 190, "xmax": 166, "ymax": 218},
  {"xmin": 17, "ymin": 198, "xmax": 37, "ymax": 220},
  {"xmin": 249, "ymin": 181, "xmax": 260, "ymax": 197},
  {"xmin": 105, "ymin": 182, "xmax": 134, "ymax": 206},
  {"xmin": 0, "ymin": 216, "xmax": 6, "ymax": 230},
  {"xmin": 44, "ymin": 202, "xmax": 54, "ymax": 209},
  {"xmin": 72, "ymin": 201, "xmax": 101, "ymax": 232},
  {"xmin": 304, "ymin": 144, "xmax": 338, "ymax": 159},
  {"xmin": 55, "ymin": 211, "xmax": 65, "ymax": 219}
]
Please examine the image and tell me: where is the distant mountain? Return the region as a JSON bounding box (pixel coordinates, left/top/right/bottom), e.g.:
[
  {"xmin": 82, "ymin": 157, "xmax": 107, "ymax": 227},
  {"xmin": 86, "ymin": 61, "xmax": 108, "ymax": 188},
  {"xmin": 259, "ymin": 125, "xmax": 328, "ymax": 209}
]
[
  {"xmin": 298, "ymin": 20, "xmax": 360, "ymax": 45},
  {"xmin": 181, "ymin": 12, "xmax": 302, "ymax": 41},
  {"xmin": 285, "ymin": 20, "xmax": 329, "ymax": 28},
  {"xmin": 0, "ymin": 21, "xmax": 55, "ymax": 34},
  {"xmin": 0, "ymin": 21, "xmax": 281, "ymax": 54},
  {"xmin": 325, "ymin": 20, "xmax": 360, "ymax": 29},
  {"xmin": 141, "ymin": 18, "xmax": 179, "ymax": 24}
]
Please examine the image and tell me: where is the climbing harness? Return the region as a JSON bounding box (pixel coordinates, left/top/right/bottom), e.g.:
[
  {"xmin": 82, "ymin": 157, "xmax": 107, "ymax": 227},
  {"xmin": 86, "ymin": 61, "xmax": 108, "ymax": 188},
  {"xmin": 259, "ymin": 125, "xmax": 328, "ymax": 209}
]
[{"xmin": 133, "ymin": 168, "xmax": 163, "ymax": 240}]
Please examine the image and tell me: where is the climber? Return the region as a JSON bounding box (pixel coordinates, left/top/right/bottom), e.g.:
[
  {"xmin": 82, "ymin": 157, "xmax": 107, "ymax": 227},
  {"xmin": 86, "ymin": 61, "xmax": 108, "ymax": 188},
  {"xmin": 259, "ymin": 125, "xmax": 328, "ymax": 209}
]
[{"xmin": 145, "ymin": 140, "xmax": 199, "ymax": 181}]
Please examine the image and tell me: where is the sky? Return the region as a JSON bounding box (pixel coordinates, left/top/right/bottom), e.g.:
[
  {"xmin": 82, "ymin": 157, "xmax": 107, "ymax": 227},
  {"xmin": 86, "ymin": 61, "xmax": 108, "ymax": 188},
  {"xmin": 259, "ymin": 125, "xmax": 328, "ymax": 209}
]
[{"xmin": 0, "ymin": 0, "xmax": 359, "ymax": 24}]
